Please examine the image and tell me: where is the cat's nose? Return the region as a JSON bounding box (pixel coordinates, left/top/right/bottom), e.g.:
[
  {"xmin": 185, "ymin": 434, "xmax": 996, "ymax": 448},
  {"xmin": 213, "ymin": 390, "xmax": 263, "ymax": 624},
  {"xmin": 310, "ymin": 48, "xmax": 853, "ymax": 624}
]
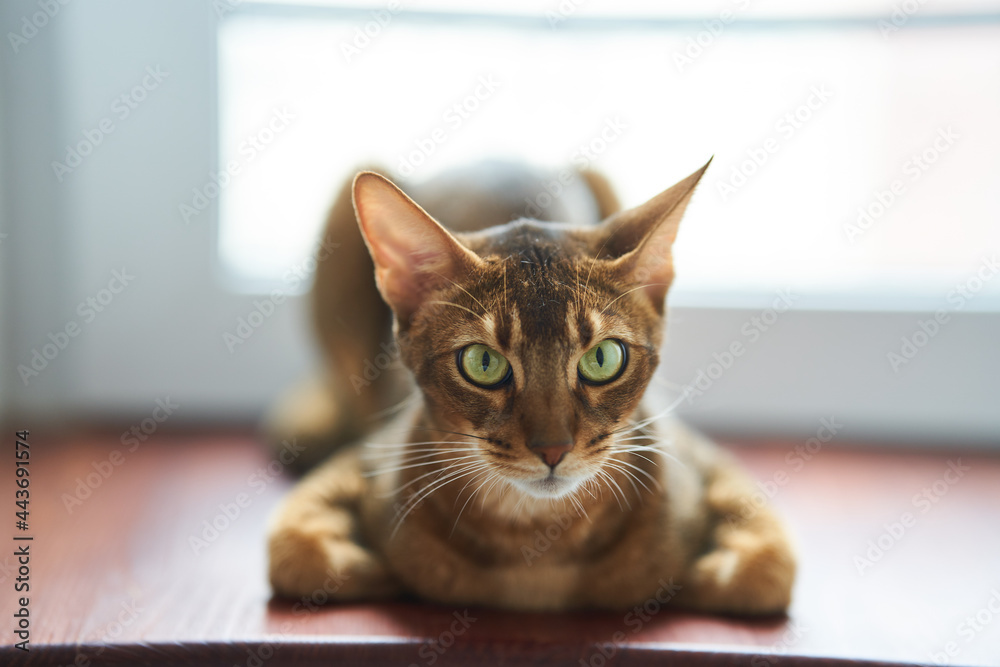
[{"xmin": 531, "ymin": 441, "xmax": 574, "ymax": 469}]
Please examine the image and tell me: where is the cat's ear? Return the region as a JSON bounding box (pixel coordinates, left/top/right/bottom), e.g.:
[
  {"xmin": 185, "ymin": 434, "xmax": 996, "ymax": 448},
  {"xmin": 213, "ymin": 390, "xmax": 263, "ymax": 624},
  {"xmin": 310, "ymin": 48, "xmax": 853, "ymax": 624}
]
[
  {"xmin": 353, "ymin": 171, "xmax": 482, "ymax": 324},
  {"xmin": 597, "ymin": 159, "xmax": 711, "ymax": 311}
]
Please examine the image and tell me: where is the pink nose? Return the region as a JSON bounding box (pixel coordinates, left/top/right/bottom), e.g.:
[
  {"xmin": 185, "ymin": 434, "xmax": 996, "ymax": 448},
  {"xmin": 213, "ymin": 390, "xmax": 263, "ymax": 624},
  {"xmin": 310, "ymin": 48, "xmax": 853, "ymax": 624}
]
[{"xmin": 532, "ymin": 441, "xmax": 573, "ymax": 469}]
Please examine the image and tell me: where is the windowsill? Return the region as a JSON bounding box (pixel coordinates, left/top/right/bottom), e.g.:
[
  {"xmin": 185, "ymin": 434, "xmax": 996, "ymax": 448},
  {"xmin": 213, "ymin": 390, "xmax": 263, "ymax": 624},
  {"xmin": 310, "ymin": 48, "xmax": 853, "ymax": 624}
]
[{"xmin": 4, "ymin": 431, "xmax": 998, "ymax": 666}]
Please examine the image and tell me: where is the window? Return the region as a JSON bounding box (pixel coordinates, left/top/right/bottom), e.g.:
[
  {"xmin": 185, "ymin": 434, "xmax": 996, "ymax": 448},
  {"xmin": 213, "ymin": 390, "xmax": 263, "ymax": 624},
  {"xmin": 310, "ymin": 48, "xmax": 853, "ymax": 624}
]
[
  {"xmin": 218, "ymin": 2, "xmax": 1000, "ymax": 312},
  {"xmin": 5, "ymin": 0, "xmax": 995, "ymax": 441}
]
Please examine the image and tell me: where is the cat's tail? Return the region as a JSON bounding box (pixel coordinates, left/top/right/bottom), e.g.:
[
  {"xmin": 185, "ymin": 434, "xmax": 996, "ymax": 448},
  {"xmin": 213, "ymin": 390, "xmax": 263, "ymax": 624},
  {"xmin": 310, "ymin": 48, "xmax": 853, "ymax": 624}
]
[
  {"xmin": 579, "ymin": 168, "xmax": 621, "ymax": 221},
  {"xmin": 263, "ymin": 164, "xmax": 410, "ymax": 474}
]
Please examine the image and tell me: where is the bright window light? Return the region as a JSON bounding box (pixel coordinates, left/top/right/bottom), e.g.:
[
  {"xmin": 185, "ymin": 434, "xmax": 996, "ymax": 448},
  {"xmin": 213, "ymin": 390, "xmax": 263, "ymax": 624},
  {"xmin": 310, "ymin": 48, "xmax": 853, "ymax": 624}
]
[{"xmin": 217, "ymin": 7, "xmax": 1000, "ymax": 308}]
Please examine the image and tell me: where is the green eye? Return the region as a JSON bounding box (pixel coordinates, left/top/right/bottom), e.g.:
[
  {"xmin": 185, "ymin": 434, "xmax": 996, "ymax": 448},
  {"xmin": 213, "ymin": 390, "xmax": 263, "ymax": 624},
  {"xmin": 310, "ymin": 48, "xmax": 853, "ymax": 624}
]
[
  {"xmin": 458, "ymin": 344, "xmax": 511, "ymax": 388},
  {"xmin": 578, "ymin": 339, "xmax": 626, "ymax": 384}
]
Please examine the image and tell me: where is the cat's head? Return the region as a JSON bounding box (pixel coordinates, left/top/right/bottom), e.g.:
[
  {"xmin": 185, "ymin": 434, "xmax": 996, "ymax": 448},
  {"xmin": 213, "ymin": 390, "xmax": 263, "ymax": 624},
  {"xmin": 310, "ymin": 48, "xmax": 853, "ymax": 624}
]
[{"xmin": 353, "ymin": 162, "xmax": 709, "ymax": 501}]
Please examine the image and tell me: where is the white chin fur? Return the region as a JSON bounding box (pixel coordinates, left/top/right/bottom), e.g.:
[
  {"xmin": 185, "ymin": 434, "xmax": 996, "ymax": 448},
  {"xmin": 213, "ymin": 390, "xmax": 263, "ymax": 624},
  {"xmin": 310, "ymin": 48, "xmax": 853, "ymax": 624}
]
[{"xmin": 511, "ymin": 474, "xmax": 584, "ymax": 499}]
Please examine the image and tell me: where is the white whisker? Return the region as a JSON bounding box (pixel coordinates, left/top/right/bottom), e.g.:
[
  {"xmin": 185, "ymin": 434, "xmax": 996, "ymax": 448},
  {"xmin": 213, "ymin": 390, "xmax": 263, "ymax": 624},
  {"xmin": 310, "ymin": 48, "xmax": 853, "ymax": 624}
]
[
  {"xmin": 600, "ymin": 283, "xmax": 671, "ymax": 314},
  {"xmin": 451, "ymin": 470, "xmax": 495, "ymax": 536},
  {"xmin": 567, "ymin": 490, "xmax": 592, "ymax": 524},
  {"xmin": 426, "ymin": 300, "xmax": 489, "ymax": 324},
  {"xmin": 594, "ymin": 468, "xmax": 628, "ymax": 511},
  {"xmin": 611, "ymin": 456, "xmax": 661, "ymax": 487},
  {"xmin": 390, "ymin": 462, "xmax": 492, "ymax": 539},
  {"xmin": 367, "ymin": 448, "xmax": 477, "ymax": 462},
  {"xmin": 365, "ymin": 440, "xmax": 478, "ymax": 449},
  {"xmin": 603, "ymin": 462, "xmax": 644, "ymax": 498},
  {"xmin": 365, "ymin": 453, "xmax": 482, "ymax": 478},
  {"xmin": 480, "ymin": 474, "xmax": 508, "ymax": 512},
  {"xmin": 368, "ymin": 391, "xmax": 421, "ymax": 421},
  {"xmin": 608, "ymin": 447, "xmax": 659, "ymax": 466},
  {"xmin": 379, "ymin": 456, "xmax": 485, "ymax": 496},
  {"xmin": 430, "ymin": 269, "xmax": 489, "ymax": 315}
]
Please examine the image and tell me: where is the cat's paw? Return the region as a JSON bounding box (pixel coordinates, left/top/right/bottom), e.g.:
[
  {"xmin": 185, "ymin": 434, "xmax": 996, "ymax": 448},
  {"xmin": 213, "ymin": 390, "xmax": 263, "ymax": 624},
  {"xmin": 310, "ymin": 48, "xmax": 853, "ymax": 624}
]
[
  {"xmin": 686, "ymin": 526, "xmax": 795, "ymax": 615},
  {"xmin": 269, "ymin": 523, "xmax": 400, "ymax": 602}
]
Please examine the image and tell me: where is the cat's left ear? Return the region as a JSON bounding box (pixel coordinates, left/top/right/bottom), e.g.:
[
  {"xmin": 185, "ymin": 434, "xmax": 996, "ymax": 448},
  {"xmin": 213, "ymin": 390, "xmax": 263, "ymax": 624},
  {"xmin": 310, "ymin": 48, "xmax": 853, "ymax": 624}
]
[
  {"xmin": 597, "ymin": 158, "xmax": 711, "ymax": 311},
  {"xmin": 353, "ymin": 171, "xmax": 483, "ymax": 325}
]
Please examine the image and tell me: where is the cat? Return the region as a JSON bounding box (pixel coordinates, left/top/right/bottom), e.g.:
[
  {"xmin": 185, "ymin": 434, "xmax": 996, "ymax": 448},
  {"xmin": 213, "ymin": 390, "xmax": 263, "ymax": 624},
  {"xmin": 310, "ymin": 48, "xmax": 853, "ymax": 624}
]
[{"xmin": 266, "ymin": 160, "xmax": 796, "ymax": 613}]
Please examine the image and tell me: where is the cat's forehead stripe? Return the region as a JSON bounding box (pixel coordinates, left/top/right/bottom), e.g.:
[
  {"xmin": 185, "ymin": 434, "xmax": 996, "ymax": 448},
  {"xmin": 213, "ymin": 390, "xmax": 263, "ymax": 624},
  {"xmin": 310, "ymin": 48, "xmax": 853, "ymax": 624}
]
[
  {"xmin": 588, "ymin": 311, "xmax": 605, "ymax": 342},
  {"xmin": 496, "ymin": 307, "xmax": 518, "ymax": 350}
]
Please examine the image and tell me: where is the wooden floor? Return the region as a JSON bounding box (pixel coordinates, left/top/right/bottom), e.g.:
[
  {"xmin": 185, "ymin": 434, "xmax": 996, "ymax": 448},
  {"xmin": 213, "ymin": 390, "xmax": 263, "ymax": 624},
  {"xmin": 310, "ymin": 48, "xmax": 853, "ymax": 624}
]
[{"xmin": 2, "ymin": 430, "xmax": 999, "ymax": 666}]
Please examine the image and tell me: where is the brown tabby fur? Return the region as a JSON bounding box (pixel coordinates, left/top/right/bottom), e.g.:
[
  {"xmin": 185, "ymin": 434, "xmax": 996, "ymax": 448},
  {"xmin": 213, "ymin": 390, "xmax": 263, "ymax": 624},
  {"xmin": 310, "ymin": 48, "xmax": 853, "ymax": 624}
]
[{"xmin": 266, "ymin": 161, "xmax": 796, "ymax": 614}]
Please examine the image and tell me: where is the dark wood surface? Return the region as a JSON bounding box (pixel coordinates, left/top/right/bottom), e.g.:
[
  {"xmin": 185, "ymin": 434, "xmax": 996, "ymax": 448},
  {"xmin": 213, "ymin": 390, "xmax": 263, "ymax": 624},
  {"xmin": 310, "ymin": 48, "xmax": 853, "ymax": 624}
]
[{"xmin": 1, "ymin": 430, "xmax": 998, "ymax": 666}]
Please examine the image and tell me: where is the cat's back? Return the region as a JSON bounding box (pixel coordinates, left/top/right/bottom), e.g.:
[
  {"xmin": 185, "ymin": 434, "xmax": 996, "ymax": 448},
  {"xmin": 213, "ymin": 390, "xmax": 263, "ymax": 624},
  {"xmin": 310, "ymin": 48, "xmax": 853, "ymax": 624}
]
[{"xmin": 407, "ymin": 160, "xmax": 619, "ymax": 233}]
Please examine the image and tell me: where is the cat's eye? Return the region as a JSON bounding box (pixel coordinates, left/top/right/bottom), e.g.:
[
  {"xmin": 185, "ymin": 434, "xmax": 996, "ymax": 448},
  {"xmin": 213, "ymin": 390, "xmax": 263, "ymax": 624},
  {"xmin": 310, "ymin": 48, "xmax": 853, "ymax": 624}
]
[
  {"xmin": 458, "ymin": 344, "xmax": 511, "ymax": 388},
  {"xmin": 578, "ymin": 339, "xmax": 626, "ymax": 384}
]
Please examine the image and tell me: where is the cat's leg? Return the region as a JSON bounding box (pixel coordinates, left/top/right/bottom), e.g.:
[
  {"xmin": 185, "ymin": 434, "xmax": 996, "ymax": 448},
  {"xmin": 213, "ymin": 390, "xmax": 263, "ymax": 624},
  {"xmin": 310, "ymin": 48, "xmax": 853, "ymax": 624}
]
[
  {"xmin": 268, "ymin": 446, "xmax": 400, "ymax": 600},
  {"xmin": 659, "ymin": 420, "xmax": 795, "ymax": 615},
  {"xmin": 681, "ymin": 453, "xmax": 797, "ymax": 615}
]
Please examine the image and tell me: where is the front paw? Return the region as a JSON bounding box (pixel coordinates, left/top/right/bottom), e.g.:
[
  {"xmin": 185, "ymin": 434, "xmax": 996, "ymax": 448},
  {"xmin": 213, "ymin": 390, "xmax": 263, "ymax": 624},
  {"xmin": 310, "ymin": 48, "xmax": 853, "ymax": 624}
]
[
  {"xmin": 269, "ymin": 524, "xmax": 399, "ymax": 601},
  {"xmin": 686, "ymin": 528, "xmax": 795, "ymax": 615}
]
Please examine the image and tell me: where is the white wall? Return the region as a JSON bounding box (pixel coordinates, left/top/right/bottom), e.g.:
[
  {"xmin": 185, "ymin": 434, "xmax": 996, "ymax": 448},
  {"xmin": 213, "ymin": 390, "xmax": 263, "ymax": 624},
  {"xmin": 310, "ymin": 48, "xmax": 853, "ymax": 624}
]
[{"xmin": 1, "ymin": 1, "xmax": 997, "ymax": 446}]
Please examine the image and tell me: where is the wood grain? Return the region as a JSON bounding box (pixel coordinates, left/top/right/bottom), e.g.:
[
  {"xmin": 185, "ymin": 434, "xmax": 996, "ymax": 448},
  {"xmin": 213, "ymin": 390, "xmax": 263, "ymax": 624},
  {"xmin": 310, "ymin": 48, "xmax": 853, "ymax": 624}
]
[{"xmin": 1, "ymin": 430, "xmax": 998, "ymax": 666}]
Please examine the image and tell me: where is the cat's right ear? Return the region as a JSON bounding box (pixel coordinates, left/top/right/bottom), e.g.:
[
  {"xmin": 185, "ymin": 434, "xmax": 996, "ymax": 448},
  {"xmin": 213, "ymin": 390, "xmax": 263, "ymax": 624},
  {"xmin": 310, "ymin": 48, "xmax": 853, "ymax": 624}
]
[
  {"xmin": 594, "ymin": 159, "xmax": 711, "ymax": 313},
  {"xmin": 353, "ymin": 172, "xmax": 482, "ymax": 324}
]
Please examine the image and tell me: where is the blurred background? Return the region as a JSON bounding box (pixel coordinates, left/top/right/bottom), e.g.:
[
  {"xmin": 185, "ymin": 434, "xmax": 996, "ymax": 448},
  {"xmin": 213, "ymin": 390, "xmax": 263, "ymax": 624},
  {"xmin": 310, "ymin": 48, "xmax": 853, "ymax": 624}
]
[{"xmin": 1, "ymin": 0, "xmax": 998, "ymax": 445}]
